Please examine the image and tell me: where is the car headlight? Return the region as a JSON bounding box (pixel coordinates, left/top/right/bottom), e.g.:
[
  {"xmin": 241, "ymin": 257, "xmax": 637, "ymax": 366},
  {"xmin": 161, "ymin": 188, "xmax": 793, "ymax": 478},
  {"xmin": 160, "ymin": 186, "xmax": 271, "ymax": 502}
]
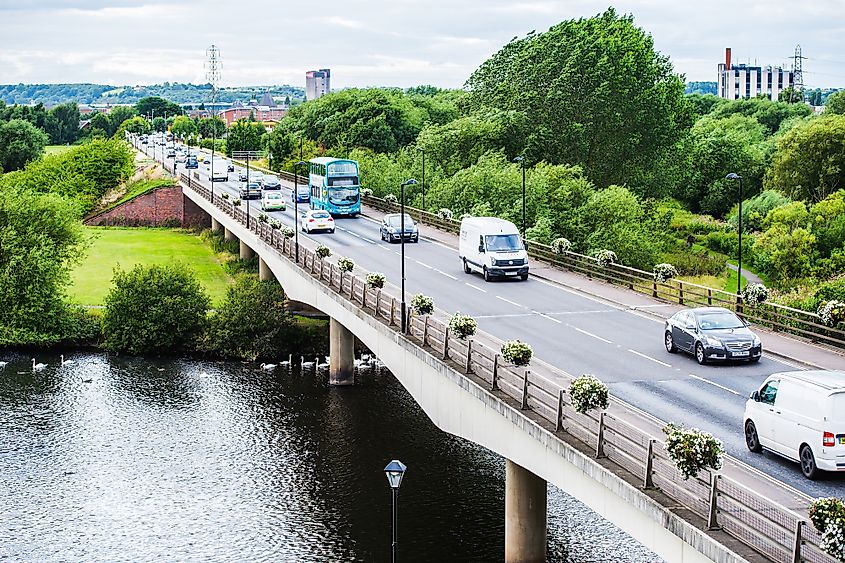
[
  {"xmin": 704, "ymin": 336, "xmax": 722, "ymax": 347},
  {"xmin": 752, "ymin": 335, "xmax": 761, "ymax": 346}
]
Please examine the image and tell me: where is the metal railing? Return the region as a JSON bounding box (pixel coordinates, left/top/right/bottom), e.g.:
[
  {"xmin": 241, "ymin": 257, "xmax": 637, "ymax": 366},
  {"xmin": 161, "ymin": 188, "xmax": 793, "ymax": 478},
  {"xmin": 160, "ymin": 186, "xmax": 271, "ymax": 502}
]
[
  {"xmin": 361, "ymin": 194, "xmax": 845, "ymax": 349},
  {"xmin": 180, "ymin": 173, "xmax": 837, "ymax": 563}
]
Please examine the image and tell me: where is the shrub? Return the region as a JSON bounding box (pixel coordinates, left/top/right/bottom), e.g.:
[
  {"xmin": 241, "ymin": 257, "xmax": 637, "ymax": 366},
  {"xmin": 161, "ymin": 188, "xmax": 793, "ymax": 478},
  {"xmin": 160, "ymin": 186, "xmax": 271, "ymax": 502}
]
[
  {"xmin": 337, "ymin": 256, "xmax": 355, "ymax": 272},
  {"xmin": 438, "ymin": 208, "xmax": 453, "ymax": 220},
  {"xmin": 551, "ymin": 238, "xmax": 572, "ymax": 254},
  {"xmin": 741, "ymin": 283, "xmax": 769, "ymax": 306},
  {"xmin": 662, "ymin": 423, "xmax": 724, "ymax": 480},
  {"xmin": 269, "ymin": 219, "xmax": 282, "ymax": 229},
  {"xmin": 367, "ymin": 272, "xmax": 386, "ymax": 289},
  {"xmin": 448, "ymin": 312, "xmax": 477, "ymax": 340},
  {"xmin": 258, "ymin": 212, "xmax": 268, "ymax": 223},
  {"xmin": 361, "ymin": 188, "xmax": 373, "ymax": 197},
  {"xmin": 653, "ymin": 263, "xmax": 678, "ymax": 283},
  {"xmin": 459, "ymin": 213, "xmax": 473, "ymax": 220},
  {"xmin": 661, "ymin": 250, "xmax": 727, "ymax": 277},
  {"xmin": 221, "ymin": 192, "xmax": 230, "ymax": 200},
  {"xmin": 501, "ymin": 340, "xmax": 533, "ymax": 366},
  {"xmin": 315, "ymin": 244, "xmax": 331, "ymax": 259},
  {"xmin": 282, "ymin": 226, "xmax": 295, "ymax": 238},
  {"xmin": 233, "ymin": 198, "xmax": 241, "ymax": 206},
  {"xmin": 410, "ymin": 293, "xmax": 434, "ymax": 315},
  {"xmin": 384, "ymin": 193, "xmax": 398, "ymax": 204},
  {"xmin": 569, "ymin": 374, "xmax": 609, "ymax": 414},
  {"xmin": 818, "ymin": 300, "xmax": 845, "ymax": 327},
  {"xmin": 102, "ymin": 264, "xmax": 210, "ymax": 355},
  {"xmin": 594, "ymin": 249, "xmax": 617, "ymax": 267},
  {"xmin": 808, "ymin": 497, "xmax": 845, "ymax": 560}
]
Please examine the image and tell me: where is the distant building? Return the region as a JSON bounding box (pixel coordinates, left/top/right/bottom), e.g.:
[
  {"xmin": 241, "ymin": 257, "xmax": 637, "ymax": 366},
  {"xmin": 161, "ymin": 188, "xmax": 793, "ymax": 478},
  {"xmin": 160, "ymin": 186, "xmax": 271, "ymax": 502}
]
[
  {"xmin": 717, "ymin": 48, "xmax": 794, "ymax": 101},
  {"xmin": 218, "ymin": 99, "xmax": 287, "ymax": 127},
  {"xmin": 305, "ymin": 69, "xmax": 331, "ymax": 101}
]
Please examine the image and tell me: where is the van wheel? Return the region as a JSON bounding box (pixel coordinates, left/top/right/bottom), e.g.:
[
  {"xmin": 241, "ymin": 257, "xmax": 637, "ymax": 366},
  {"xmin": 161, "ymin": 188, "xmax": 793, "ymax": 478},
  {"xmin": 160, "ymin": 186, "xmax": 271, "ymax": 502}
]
[
  {"xmin": 520, "ymin": 274, "xmax": 528, "ymax": 281},
  {"xmin": 744, "ymin": 421, "xmax": 762, "ymax": 453},
  {"xmin": 800, "ymin": 445, "xmax": 820, "ymax": 480},
  {"xmin": 695, "ymin": 343, "xmax": 707, "ymax": 365},
  {"xmin": 463, "ymin": 259, "xmax": 471, "ymax": 274},
  {"xmin": 483, "ymin": 267, "xmax": 491, "ymax": 282}
]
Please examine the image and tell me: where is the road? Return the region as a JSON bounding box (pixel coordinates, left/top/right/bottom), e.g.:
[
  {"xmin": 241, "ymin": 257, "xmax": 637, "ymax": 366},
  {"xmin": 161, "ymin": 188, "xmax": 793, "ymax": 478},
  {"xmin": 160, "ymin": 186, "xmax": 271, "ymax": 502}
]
[{"xmin": 142, "ymin": 139, "xmax": 844, "ymax": 498}]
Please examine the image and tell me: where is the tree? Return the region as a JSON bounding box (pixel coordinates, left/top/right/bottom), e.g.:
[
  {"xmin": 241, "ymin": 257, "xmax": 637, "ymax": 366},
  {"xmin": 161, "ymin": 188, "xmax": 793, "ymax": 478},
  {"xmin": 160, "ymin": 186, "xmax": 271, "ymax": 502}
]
[
  {"xmin": 151, "ymin": 116, "xmax": 166, "ymax": 132},
  {"xmin": 88, "ymin": 112, "xmax": 110, "ymax": 138},
  {"xmin": 107, "ymin": 105, "xmax": 136, "ymax": 137},
  {"xmin": 170, "ymin": 115, "xmax": 198, "ymax": 142},
  {"xmin": 134, "ymin": 96, "xmax": 183, "ymax": 119},
  {"xmin": 102, "ymin": 264, "xmax": 210, "ymax": 355},
  {"xmin": 709, "ymin": 96, "xmax": 811, "ymax": 135},
  {"xmin": 464, "ymin": 8, "xmax": 694, "ymax": 187},
  {"xmin": 46, "ymin": 102, "xmax": 80, "ymax": 144},
  {"xmin": 752, "ymin": 224, "xmax": 815, "ymax": 284},
  {"xmin": 778, "ymin": 87, "xmax": 803, "ymax": 104},
  {"xmin": 225, "ymin": 118, "xmax": 265, "ymax": 156},
  {"xmin": 765, "ymin": 114, "xmax": 845, "ymax": 202},
  {"xmin": 197, "ymin": 116, "xmax": 226, "ymax": 139},
  {"xmin": 0, "ymin": 119, "xmax": 48, "ymax": 172},
  {"xmin": 0, "ymin": 187, "xmax": 86, "ymax": 346},
  {"xmin": 117, "ymin": 115, "xmax": 151, "ymax": 136},
  {"xmin": 826, "ymin": 90, "xmax": 845, "ymax": 115}
]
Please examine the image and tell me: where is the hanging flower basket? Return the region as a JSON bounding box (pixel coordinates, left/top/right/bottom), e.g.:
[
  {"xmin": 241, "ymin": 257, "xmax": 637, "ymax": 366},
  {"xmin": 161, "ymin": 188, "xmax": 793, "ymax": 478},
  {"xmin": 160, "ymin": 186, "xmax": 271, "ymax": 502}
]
[
  {"xmin": 258, "ymin": 212, "xmax": 269, "ymax": 223},
  {"xmin": 361, "ymin": 188, "xmax": 373, "ymax": 197},
  {"xmin": 551, "ymin": 238, "xmax": 571, "ymax": 254},
  {"xmin": 367, "ymin": 272, "xmax": 386, "ymax": 289},
  {"xmin": 438, "ymin": 208, "xmax": 453, "ymax": 221},
  {"xmin": 809, "ymin": 497, "xmax": 845, "ymax": 560},
  {"xmin": 337, "ymin": 256, "xmax": 355, "ymax": 273},
  {"xmin": 818, "ymin": 300, "xmax": 845, "ymax": 327},
  {"xmin": 662, "ymin": 423, "xmax": 725, "ymax": 480},
  {"xmin": 741, "ymin": 283, "xmax": 769, "ymax": 307},
  {"xmin": 269, "ymin": 219, "xmax": 282, "ymax": 229},
  {"xmin": 282, "ymin": 226, "xmax": 295, "ymax": 238},
  {"xmin": 569, "ymin": 374, "xmax": 609, "ymax": 414},
  {"xmin": 233, "ymin": 198, "xmax": 242, "ymax": 206},
  {"xmin": 315, "ymin": 245, "xmax": 331, "ymax": 259},
  {"xmin": 384, "ymin": 193, "xmax": 398, "ymax": 204},
  {"xmin": 501, "ymin": 340, "xmax": 533, "ymax": 366},
  {"xmin": 221, "ymin": 192, "xmax": 230, "ymax": 200},
  {"xmin": 448, "ymin": 313, "xmax": 477, "ymax": 340},
  {"xmin": 653, "ymin": 263, "xmax": 678, "ymax": 283},
  {"xmin": 594, "ymin": 249, "xmax": 617, "ymax": 267},
  {"xmin": 411, "ymin": 293, "xmax": 434, "ymax": 315}
]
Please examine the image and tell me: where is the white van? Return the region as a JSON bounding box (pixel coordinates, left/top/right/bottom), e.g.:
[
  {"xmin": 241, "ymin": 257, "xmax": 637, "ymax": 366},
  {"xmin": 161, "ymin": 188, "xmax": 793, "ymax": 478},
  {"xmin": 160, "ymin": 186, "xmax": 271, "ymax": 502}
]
[
  {"xmin": 744, "ymin": 370, "xmax": 845, "ymax": 479},
  {"xmin": 459, "ymin": 217, "xmax": 529, "ymax": 282},
  {"xmin": 210, "ymin": 159, "xmax": 229, "ymax": 182}
]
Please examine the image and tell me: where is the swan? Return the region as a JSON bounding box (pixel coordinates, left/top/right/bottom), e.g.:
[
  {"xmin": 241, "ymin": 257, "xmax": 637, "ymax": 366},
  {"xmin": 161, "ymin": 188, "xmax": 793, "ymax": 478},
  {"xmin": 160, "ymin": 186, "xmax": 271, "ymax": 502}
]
[
  {"xmin": 300, "ymin": 356, "xmax": 315, "ymax": 369},
  {"xmin": 0, "ymin": 361, "xmax": 7, "ymax": 369},
  {"xmin": 32, "ymin": 358, "xmax": 47, "ymax": 371},
  {"xmin": 60, "ymin": 355, "xmax": 75, "ymax": 366},
  {"xmin": 280, "ymin": 354, "xmax": 292, "ymax": 367},
  {"xmin": 260, "ymin": 363, "xmax": 277, "ymax": 371}
]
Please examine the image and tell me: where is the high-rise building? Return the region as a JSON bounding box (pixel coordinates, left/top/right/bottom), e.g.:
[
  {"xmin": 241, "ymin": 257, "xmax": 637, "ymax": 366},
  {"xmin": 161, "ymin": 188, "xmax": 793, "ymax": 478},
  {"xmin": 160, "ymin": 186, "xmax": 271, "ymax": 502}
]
[
  {"xmin": 717, "ymin": 48, "xmax": 794, "ymax": 101},
  {"xmin": 305, "ymin": 69, "xmax": 331, "ymax": 101}
]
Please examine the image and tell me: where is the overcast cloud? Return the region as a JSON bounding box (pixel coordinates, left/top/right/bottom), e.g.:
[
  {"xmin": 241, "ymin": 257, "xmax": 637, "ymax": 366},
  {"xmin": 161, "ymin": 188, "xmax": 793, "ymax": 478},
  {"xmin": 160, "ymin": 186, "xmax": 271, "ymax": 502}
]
[{"xmin": 1, "ymin": 0, "xmax": 844, "ymax": 89}]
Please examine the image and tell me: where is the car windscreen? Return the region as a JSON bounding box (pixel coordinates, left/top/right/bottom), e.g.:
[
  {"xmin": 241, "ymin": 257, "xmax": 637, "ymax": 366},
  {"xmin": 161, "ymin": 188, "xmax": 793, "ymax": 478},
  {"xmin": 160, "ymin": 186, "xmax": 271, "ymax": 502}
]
[
  {"xmin": 311, "ymin": 212, "xmax": 330, "ymax": 219},
  {"xmin": 386, "ymin": 215, "xmax": 413, "ymax": 227},
  {"xmin": 484, "ymin": 234, "xmax": 522, "ymax": 252},
  {"xmin": 696, "ymin": 311, "xmax": 744, "ymax": 330},
  {"xmin": 328, "ymin": 176, "xmax": 358, "ymax": 187},
  {"xmin": 265, "ymin": 193, "xmax": 282, "ymax": 199},
  {"xmin": 328, "ymin": 188, "xmax": 359, "ymax": 205}
]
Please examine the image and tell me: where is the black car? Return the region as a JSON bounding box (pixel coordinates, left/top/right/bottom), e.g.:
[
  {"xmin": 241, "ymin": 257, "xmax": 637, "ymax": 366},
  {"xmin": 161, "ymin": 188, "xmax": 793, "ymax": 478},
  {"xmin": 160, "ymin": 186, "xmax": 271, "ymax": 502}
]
[
  {"xmin": 238, "ymin": 170, "xmax": 248, "ymax": 182},
  {"xmin": 185, "ymin": 155, "xmax": 198, "ymax": 169},
  {"xmin": 239, "ymin": 182, "xmax": 262, "ymax": 200},
  {"xmin": 664, "ymin": 307, "xmax": 762, "ymax": 365},
  {"xmin": 380, "ymin": 213, "xmax": 419, "ymax": 243},
  {"xmin": 227, "ymin": 163, "xmax": 235, "ymax": 172}
]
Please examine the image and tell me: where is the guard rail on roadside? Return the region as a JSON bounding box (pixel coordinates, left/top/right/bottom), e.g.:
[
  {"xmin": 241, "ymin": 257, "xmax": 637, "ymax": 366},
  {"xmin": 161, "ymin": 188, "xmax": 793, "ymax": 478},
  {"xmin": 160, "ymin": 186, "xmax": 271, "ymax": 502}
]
[{"xmin": 180, "ymin": 172, "xmax": 837, "ymax": 563}]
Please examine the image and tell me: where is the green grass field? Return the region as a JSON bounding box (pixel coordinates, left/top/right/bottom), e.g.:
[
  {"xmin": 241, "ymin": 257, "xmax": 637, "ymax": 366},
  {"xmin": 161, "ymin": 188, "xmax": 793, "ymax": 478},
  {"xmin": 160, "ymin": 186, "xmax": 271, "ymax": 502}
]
[
  {"xmin": 70, "ymin": 227, "xmax": 232, "ymax": 306},
  {"xmin": 44, "ymin": 145, "xmax": 75, "ymax": 156}
]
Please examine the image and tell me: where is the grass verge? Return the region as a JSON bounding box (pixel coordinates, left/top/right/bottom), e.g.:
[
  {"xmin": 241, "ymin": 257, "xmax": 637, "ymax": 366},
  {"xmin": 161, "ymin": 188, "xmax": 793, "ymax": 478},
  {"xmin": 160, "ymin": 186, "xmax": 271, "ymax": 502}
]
[{"xmin": 44, "ymin": 145, "xmax": 75, "ymax": 156}]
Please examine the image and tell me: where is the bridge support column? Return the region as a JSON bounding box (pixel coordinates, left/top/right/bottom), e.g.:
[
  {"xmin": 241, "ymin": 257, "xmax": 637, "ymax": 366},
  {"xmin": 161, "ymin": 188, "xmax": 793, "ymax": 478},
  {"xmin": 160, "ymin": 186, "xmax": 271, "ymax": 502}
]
[
  {"xmin": 259, "ymin": 257, "xmax": 273, "ymax": 281},
  {"xmin": 211, "ymin": 217, "xmax": 222, "ymax": 233},
  {"xmin": 240, "ymin": 240, "xmax": 255, "ymax": 260},
  {"xmin": 329, "ymin": 318, "xmax": 355, "ymax": 386},
  {"xmin": 224, "ymin": 227, "xmax": 236, "ymax": 242},
  {"xmin": 505, "ymin": 459, "xmax": 547, "ymax": 563}
]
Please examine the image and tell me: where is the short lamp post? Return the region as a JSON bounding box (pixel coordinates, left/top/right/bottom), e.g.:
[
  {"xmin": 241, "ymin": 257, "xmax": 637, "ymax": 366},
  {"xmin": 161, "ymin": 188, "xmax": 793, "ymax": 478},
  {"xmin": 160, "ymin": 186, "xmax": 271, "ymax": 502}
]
[
  {"xmin": 400, "ymin": 179, "xmax": 418, "ymax": 333},
  {"xmin": 294, "ymin": 160, "xmax": 307, "ymax": 263},
  {"xmin": 514, "ymin": 156, "xmax": 526, "ymax": 239},
  {"xmin": 726, "ymin": 173, "xmax": 744, "ymax": 299},
  {"xmin": 384, "ymin": 459, "xmax": 407, "ymax": 563}
]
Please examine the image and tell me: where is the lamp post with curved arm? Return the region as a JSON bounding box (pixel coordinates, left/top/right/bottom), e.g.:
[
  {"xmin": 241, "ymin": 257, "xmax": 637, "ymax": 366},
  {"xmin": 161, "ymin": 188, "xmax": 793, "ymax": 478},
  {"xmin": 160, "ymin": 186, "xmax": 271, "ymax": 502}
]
[
  {"xmin": 400, "ymin": 178, "xmax": 418, "ymax": 333},
  {"xmin": 726, "ymin": 172, "xmax": 744, "ymax": 298}
]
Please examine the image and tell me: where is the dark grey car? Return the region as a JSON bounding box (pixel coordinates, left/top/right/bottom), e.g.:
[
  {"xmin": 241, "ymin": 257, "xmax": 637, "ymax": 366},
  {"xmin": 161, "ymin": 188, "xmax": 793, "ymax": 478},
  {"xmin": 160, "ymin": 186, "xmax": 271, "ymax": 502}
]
[
  {"xmin": 664, "ymin": 307, "xmax": 762, "ymax": 365},
  {"xmin": 380, "ymin": 213, "xmax": 419, "ymax": 243}
]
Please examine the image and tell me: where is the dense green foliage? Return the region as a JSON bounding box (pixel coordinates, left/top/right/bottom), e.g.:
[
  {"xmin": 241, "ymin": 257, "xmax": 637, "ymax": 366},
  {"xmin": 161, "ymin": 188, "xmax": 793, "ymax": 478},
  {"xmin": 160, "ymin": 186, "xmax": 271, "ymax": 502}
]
[
  {"xmin": 170, "ymin": 115, "xmax": 198, "ymax": 141},
  {"xmin": 226, "ymin": 118, "xmax": 265, "ymax": 155},
  {"xmin": 102, "ymin": 264, "xmax": 210, "ymax": 355},
  {"xmin": 0, "ymin": 187, "xmax": 87, "ymax": 346},
  {"xmin": 134, "ymin": 96, "xmax": 183, "ymax": 118},
  {"xmin": 0, "ymin": 119, "xmax": 49, "ymax": 171},
  {"xmin": 827, "ymin": 91, "xmax": 845, "ymax": 114}
]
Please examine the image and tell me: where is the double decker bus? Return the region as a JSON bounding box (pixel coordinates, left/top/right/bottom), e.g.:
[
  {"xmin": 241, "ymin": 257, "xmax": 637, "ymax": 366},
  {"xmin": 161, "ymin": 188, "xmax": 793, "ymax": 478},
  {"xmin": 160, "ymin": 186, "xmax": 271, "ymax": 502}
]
[{"xmin": 307, "ymin": 157, "xmax": 361, "ymax": 216}]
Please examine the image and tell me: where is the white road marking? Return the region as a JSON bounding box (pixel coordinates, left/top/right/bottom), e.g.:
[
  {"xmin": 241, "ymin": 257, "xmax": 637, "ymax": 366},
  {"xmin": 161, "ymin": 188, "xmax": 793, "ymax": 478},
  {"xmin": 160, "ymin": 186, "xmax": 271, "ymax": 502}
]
[
  {"xmin": 496, "ymin": 296, "xmax": 522, "ymax": 307},
  {"xmin": 415, "ymin": 260, "xmax": 433, "ymax": 269},
  {"xmin": 531, "ymin": 310, "xmax": 563, "ymax": 324},
  {"xmin": 570, "ymin": 326, "xmax": 612, "ymax": 344},
  {"xmin": 466, "ymin": 283, "xmax": 487, "ymax": 293},
  {"xmin": 435, "ymin": 269, "xmax": 458, "ymax": 281},
  {"xmin": 688, "ymin": 374, "xmax": 744, "ymax": 397},
  {"xmin": 627, "ymin": 349, "xmax": 671, "ymax": 367}
]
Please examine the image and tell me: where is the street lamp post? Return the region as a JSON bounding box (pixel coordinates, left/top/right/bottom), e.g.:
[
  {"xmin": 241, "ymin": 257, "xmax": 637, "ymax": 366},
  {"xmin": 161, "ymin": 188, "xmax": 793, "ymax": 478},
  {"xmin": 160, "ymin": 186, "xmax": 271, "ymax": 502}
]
[
  {"xmin": 415, "ymin": 147, "xmax": 426, "ymax": 213},
  {"xmin": 294, "ymin": 160, "xmax": 307, "ymax": 263},
  {"xmin": 384, "ymin": 460, "xmax": 407, "ymax": 563},
  {"xmin": 400, "ymin": 179, "xmax": 418, "ymax": 333},
  {"xmin": 513, "ymin": 156, "xmax": 526, "ymax": 239},
  {"xmin": 726, "ymin": 173, "xmax": 744, "ymax": 299}
]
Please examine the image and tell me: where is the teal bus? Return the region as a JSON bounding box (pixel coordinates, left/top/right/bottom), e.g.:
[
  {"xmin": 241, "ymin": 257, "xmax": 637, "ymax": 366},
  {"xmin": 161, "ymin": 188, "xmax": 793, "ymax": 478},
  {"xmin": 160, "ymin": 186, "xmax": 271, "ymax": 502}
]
[{"xmin": 307, "ymin": 157, "xmax": 361, "ymax": 216}]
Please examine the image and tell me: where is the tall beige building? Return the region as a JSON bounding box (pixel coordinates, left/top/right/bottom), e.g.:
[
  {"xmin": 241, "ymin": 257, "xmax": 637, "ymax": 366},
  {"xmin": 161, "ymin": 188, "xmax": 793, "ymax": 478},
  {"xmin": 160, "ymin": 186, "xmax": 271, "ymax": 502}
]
[{"xmin": 305, "ymin": 69, "xmax": 331, "ymax": 101}]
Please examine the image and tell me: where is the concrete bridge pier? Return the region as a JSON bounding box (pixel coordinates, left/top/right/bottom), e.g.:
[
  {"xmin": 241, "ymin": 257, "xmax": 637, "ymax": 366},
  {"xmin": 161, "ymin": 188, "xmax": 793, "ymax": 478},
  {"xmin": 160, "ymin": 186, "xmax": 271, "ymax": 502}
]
[
  {"xmin": 211, "ymin": 217, "xmax": 222, "ymax": 233},
  {"xmin": 223, "ymin": 227, "xmax": 236, "ymax": 242},
  {"xmin": 258, "ymin": 257, "xmax": 273, "ymax": 281},
  {"xmin": 505, "ymin": 460, "xmax": 547, "ymax": 563},
  {"xmin": 240, "ymin": 240, "xmax": 255, "ymax": 260},
  {"xmin": 329, "ymin": 318, "xmax": 355, "ymax": 386}
]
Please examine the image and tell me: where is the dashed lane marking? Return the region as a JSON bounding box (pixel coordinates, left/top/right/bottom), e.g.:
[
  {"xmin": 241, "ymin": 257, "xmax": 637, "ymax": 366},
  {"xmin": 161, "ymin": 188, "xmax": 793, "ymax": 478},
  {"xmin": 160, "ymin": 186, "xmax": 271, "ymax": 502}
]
[
  {"xmin": 627, "ymin": 349, "xmax": 671, "ymax": 367},
  {"xmin": 415, "ymin": 260, "xmax": 433, "ymax": 269},
  {"xmin": 688, "ymin": 374, "xmax": 744, "ymax": 397},
  {"xmin": 569, "ymin": 326, "xmax": 612, "ymax": 344},
  {"xmin": 466, "ymin": 283, "xmax": 487, "ymax": 293},
  {"xmin": 531, "ymin": 310, "xmax": 563, "ymax": 324},
  {"xmin": 434, "ymin": 269, "xmax": 458, "ymax": 281},
  {"xmin": 496, "ymin": 296, "xmax": 522, "ymax": 307}
]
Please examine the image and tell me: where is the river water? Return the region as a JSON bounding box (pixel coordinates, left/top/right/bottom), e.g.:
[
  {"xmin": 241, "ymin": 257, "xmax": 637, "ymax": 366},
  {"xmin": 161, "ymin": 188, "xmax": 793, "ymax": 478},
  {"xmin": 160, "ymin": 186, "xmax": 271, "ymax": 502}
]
[{"xmin": 0, "ymin": 352, "xmax": 659, "ymax": 562}]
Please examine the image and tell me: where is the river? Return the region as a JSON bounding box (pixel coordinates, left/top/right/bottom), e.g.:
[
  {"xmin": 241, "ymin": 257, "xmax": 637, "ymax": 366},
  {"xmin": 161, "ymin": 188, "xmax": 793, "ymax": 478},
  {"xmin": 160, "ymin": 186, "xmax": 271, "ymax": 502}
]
[{"xmin": 0, "ymin": 352, "xmax": 659, "ymax": 562}]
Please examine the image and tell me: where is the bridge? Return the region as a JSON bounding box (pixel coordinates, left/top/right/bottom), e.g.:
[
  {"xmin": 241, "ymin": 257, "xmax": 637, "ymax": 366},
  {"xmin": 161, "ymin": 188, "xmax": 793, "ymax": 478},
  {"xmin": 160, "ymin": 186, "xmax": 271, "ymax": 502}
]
[{"xmin": 137, "ymin": 137, "xmax": 842, "ymax": 563}]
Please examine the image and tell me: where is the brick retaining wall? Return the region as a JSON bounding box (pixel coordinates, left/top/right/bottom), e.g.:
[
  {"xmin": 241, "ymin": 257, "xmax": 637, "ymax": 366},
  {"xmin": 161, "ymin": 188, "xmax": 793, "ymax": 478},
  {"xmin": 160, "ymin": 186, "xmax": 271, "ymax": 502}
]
[{"xmin": 86, "ymin": 186, "xmax": 211, "ymax": 228}]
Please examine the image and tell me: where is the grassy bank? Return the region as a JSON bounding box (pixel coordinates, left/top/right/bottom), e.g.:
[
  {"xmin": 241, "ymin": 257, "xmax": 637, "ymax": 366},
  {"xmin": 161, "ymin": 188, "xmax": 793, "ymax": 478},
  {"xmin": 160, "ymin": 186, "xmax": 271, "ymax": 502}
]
[
  {"xmin": 44, "ymin": 145, "xmax": 76, "ymax": 156},
  {"xmin": 70, "ymin": 227, "xmax": 232, "ymax": 306}
]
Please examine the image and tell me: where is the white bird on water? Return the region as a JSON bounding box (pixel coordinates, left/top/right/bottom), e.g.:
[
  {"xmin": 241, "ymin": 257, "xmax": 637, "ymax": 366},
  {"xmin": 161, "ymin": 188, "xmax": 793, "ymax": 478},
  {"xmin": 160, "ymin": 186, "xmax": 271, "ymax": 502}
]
[
  {"xmin": 260, "ymin": 363, "xmax": 277, "ymax": 371},
  {"xmin": 60, "ymin": 355, "xmax": 75, "ymax": 366},
  {"xmin": 32, "ymin": 359, "xmax": 47, "ymax": 371},
  {"xmin": 0, "ymin": 361, "xmax": 7, "ymax": 369}
]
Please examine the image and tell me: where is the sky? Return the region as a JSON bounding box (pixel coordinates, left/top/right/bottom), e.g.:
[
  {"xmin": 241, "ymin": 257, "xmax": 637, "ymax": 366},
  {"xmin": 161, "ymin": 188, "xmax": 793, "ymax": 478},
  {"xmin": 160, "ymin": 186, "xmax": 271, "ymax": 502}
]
[{"xmin": 2, "ymin": 0, "xmax": 845, "ymax": 89}]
